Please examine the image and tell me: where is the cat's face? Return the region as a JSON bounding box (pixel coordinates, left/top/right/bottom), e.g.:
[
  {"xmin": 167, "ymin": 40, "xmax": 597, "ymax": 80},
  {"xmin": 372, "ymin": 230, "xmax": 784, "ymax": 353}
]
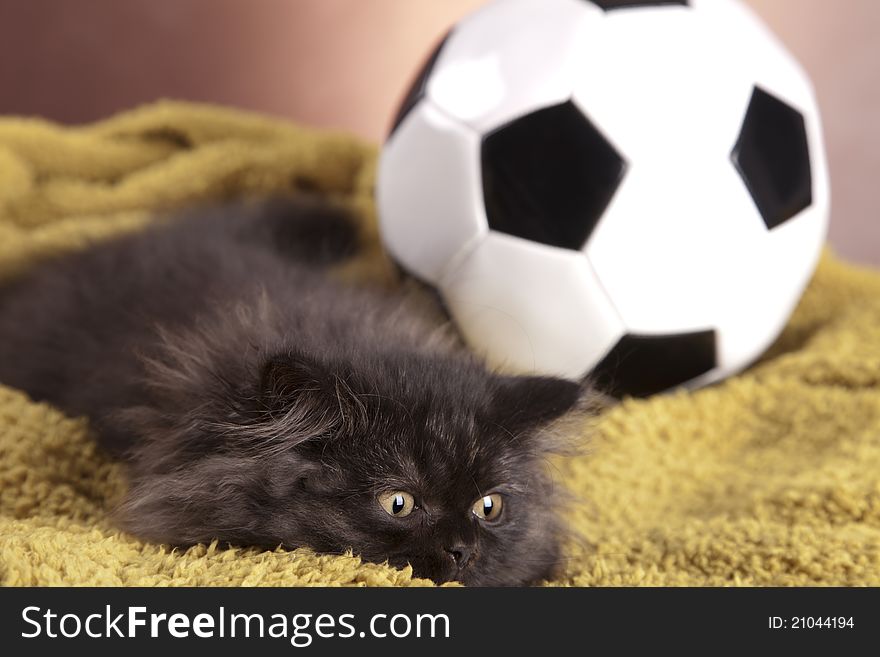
[
  {"xmin": 120, "ymin": 348, "xmax": 587, "ymax": 586},
  {"xmin": 255, "ymin": 352, "xmax": 583, "ymax": 586},
  {"xmin": 284, "ymin": 411, "xmax": 559, "ymax": 585}
]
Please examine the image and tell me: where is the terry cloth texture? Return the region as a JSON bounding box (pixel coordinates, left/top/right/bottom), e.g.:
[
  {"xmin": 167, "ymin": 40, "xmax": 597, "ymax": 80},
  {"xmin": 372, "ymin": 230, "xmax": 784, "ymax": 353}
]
[{"xmin": 1, "ymin": 102, "xmax": 879, "ymax": 586}]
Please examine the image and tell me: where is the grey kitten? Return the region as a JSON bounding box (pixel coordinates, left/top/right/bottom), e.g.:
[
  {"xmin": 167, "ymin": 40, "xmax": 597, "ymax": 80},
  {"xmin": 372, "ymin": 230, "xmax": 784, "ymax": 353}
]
[{"xmin": 0, "ymin": 197, "xmax": 598, "ymax": 585}]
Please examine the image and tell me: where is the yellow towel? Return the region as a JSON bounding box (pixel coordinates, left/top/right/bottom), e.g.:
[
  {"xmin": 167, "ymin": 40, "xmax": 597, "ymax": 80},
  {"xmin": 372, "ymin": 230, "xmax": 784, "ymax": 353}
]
[{"xmin": 1, "ymin": 101, "xmax": 878, "ymax": 586}]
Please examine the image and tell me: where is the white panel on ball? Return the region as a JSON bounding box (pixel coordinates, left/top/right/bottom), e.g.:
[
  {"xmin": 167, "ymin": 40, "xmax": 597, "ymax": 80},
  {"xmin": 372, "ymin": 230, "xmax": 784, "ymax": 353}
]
[
  {"xmin": 426, "ymin": 0, "xmax": 598, "ymax": 134},
  {"xmin": 696, "ymin": 0, "xmax": 818, "ymax": 113},
  {"xmin": 586, "ymin": 155, "xmax": 766, "ymax": 334},
  {"xmin": 572, "ymin": 5, "xmax": 754, "ymax": 164},
  {"xmin": 441, "ymin": 232, "xmax": 624, "ymax": 380},
  {"xmin": 377, "ymin": 102, "xmax": 487, "ymax": 284},
  {"xmin": 713, "ymin": 209, "xmax": 828, "ymax": 373}
]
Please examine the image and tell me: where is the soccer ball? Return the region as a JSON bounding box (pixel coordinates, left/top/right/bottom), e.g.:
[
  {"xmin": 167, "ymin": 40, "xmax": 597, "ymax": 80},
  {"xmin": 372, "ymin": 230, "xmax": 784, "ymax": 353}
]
[{"xmin": 377, "ymin": 0, "xmax": 829, "ymax": 397}]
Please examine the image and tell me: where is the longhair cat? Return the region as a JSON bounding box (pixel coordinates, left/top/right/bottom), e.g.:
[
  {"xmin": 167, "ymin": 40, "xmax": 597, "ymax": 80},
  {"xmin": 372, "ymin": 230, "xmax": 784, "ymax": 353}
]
[{"xmin": 0, "ymin": 197, "xmax": 599, "ymax": 585}]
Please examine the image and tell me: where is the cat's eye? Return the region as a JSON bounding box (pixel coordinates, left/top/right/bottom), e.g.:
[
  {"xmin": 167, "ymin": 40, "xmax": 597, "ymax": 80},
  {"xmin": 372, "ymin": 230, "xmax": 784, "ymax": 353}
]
[
  {"xmin": 378, "ymin": 491, "xmax": 415, "ymax": 518},
  {"xmin": 471, "ymin": 494, "xmax": 503, "ymax": 521}
]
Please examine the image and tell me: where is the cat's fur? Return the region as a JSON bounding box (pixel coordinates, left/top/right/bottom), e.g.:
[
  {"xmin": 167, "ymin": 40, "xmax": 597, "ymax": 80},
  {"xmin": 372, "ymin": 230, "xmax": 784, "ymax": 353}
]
[{"xmin": 0, "ymin": 197, "xmax": 596, "ymax": 585}]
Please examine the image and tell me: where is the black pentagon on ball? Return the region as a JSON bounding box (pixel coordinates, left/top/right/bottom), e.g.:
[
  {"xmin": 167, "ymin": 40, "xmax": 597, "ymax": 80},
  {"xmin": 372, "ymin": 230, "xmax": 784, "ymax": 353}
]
[
  {"xmin": 481, "ymin": 101, "xmax": 627, "ymax": 251},
  {"xmin": 388, "ymin": 31, "xmax": 452, "ymax": 138},
  {"xmin": 590, "ymin": 330, "xmax": 717, "ymax": 398},
  {"xmin": 731, "ymin": 86, "xmax": 813, "ymax": 230},
  {"xmin": 586, "ymin": 0, "xmax": 689, "ymax": 10}
]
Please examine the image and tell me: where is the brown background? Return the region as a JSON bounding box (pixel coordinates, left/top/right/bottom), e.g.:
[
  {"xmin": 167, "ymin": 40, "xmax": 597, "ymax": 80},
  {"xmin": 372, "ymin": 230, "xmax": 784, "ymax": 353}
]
[{"xmin": 0, "ymin": 0, "xmax": 876, "ymax": 264}]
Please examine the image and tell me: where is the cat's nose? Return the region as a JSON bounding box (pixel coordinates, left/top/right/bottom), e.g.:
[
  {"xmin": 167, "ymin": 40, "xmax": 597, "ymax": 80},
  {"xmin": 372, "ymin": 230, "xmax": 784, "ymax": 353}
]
[{"xmin": 444, "ymin": 545, "xmax": 473, "ymax": 568}]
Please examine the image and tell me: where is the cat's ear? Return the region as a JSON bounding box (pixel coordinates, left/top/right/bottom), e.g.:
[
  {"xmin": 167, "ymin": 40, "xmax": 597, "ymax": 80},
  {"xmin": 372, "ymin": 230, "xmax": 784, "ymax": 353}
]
[
  {"xmin": 256, "ymin": 352, "xmax": 364, "ymax": 444},
  {"xmin": 490, "ymin": 375, "xmax": 587, "ymax": 434}
]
